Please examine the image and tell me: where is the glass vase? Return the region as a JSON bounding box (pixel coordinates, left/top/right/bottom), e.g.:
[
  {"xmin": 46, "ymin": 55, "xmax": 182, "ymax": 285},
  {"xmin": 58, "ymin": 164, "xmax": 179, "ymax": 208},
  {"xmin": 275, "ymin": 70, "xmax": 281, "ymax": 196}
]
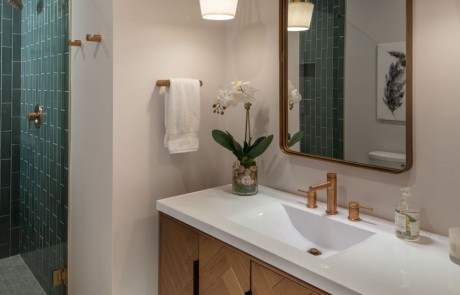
[{"xmin": 232, "ymin": 160, "xmax": 258, "ymax": 196}]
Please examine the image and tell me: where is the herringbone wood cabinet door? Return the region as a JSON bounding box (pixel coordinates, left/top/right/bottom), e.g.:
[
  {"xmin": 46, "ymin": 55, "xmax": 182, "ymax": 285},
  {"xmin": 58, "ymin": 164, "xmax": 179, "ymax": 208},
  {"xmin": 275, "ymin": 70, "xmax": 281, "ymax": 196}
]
[
  {"xmin": 159, "ymin": 214, "xmax": 199, "ymax": 295},
  {"xmin": 252, "ymin": 262, "xmax": 323, "ymax": 295},
  {"xmin": 199, "ymin": 235, "xmax": 250, "ymax": 295}
]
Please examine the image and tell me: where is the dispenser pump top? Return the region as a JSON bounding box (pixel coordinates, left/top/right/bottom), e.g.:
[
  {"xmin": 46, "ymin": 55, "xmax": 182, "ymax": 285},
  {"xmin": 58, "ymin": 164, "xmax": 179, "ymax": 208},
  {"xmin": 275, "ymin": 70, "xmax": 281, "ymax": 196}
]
[{"xmin": 400, "ymin": 187, "xmax": 412, "ymax": 199}]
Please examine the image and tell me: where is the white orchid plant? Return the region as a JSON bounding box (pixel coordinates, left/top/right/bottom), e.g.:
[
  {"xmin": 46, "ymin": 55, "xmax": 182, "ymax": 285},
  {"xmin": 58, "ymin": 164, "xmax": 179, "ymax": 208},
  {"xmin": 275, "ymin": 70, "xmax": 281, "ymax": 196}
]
[
  {"xmin": 286, "ymin": 80, "xmax": 304, "ymax": 147},
  {"xmin": 212, "ymin": 81, "xmax": 273, "ymax": 169},
  {"xmin": 288, "ymin": 80, "xmax": 301, "ymax": 110}
]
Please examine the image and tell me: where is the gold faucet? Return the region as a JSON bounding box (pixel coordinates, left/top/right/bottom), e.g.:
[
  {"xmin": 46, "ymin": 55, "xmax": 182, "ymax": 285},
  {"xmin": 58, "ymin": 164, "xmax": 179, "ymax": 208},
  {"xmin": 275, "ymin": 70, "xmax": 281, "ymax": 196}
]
[
  {"xmin": 299, "ymin": 173, "xmax": 338, "ymax": 214},
  {"xmin": 309, "ymin": 173, "xmax": 338, "ymax": 215}
]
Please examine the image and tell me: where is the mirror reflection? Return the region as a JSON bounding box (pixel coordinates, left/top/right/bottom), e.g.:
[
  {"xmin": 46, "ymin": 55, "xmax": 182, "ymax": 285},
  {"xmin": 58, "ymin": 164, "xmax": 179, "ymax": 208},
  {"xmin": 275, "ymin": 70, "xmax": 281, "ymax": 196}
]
[{"xmin": 283, "ymin": 0, "xmax": 412, "ymax": 172}]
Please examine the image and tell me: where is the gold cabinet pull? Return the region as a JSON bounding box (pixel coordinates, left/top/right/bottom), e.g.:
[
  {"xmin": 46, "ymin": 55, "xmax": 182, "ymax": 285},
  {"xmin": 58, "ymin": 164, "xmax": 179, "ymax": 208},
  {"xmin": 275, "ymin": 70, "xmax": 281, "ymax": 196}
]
[{"xmin": 86, "ymin": 34, "xmax": 102, "ymax": 42}]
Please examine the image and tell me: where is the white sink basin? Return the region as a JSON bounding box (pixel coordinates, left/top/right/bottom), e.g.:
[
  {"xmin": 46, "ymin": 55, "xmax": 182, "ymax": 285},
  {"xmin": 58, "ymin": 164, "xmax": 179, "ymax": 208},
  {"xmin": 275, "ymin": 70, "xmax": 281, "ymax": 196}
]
[{"xmin": 228, "ymin": 202, "xmax": 375, "ymax": 258}]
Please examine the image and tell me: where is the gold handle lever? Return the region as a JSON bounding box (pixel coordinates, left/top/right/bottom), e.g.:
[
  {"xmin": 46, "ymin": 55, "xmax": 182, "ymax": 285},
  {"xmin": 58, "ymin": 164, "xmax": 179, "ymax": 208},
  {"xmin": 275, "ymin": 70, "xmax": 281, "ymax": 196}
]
[
  {"xmin": 348, "ymin": 201, "xmax": 373, "ymax": 221},
  {"xmin": 298, "ymin": 189, "xmax": 318, "ymax": 208}
]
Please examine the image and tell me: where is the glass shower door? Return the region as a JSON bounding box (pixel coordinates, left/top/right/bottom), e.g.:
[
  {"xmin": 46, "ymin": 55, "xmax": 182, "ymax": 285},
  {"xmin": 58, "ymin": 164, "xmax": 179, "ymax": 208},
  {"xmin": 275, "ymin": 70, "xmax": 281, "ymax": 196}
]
[{"xmin": 0, "ymin": 0, "xmax": 69, "ymax": 294}]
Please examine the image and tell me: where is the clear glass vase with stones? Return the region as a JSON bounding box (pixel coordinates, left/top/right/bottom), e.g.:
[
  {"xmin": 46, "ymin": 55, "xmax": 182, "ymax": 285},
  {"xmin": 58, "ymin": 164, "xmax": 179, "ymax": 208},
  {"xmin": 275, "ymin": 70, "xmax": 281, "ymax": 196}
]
[{"xmin": 232, "ymin": 160, "xmax": 257, "ymax": 195}]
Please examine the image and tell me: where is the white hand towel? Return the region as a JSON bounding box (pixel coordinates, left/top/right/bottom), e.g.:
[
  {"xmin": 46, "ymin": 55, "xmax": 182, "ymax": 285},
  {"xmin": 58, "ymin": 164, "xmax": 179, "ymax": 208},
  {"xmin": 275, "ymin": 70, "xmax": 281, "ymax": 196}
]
[{"xmin": 164, "ymin": 78, "xmax": 200, "ymax": 154}]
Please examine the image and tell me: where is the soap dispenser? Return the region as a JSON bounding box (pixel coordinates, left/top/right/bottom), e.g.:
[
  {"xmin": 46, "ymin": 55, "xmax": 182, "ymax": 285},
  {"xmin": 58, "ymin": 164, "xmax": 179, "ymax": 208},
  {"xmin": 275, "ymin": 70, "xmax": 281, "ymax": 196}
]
[{"xmin": 395, "ymin": 187, "xmax": 420, "ymax": 240}]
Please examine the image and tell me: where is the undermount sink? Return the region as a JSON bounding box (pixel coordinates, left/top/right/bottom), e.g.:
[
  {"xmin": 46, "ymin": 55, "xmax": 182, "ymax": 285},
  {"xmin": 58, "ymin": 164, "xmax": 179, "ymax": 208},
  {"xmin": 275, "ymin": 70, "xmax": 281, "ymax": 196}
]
[{"xmin": 228, "ymin": 202, "xmax": 375, "ymax": 258}]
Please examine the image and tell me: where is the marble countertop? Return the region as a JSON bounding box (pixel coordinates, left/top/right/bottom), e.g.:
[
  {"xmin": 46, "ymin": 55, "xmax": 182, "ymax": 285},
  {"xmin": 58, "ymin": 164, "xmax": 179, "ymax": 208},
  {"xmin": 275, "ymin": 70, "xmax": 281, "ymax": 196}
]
[{"xmin": 156, "ymin": 185, "xmax": 460, "ymax": 295}]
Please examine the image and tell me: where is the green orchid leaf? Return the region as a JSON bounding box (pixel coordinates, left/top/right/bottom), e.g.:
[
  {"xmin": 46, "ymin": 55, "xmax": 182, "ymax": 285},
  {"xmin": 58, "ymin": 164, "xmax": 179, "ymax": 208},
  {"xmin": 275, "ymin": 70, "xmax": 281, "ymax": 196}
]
[
  {"xmin": 212, "ymin": 130, "xmax": 236, "ymax": 153},
  {"xmin": 240, "ymin": 156, "xmax": 256, "ymax": 168},
  {"xmin": 243, "ymin": 141, "xmax": 249, "ymax": 154},
  {"xmin": 245, "ymin": 136, "xmax": 266, "ymax": 155},
  {"xmin": 246, "ymin": 135, "xmax": 273, "ymax": 159},
  {"xmin": 288, "ymin": 131, "xmax": 304, "ymax": 147},
  {"xmin": 226, "ymin": 131, "xmax": 243, "ymax": 158}
]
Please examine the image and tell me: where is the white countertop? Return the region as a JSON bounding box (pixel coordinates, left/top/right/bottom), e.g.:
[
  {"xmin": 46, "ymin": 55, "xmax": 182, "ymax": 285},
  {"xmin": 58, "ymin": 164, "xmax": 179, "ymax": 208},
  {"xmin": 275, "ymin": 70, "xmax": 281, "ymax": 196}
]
[{"xmin": 156, "ymin": 185, "xmax": 460, "ymax": 295}]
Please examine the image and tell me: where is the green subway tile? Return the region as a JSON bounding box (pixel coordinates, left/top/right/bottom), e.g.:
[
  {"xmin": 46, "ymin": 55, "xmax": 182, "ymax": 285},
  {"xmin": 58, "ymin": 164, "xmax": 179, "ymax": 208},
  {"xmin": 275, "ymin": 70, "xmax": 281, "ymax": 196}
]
[
  {"xmin": 3, "ymin": 1, "xmax": 13, "ymax": 19},
  {"xmin": 2, "ymin": 48, "xmax": 12, "ymax": 74},
  {"xmin": 1, "ymin": 160, "xmax": 11, "ymax": 188},
  {"xmin": 0, "ymin": 188, "xmax": 10, "ymax": 216},
  {"xmin": 298, "ymin": 0, "xmax": 344, "ymax": 157},
  {"xmin": 2, "ymin": 19, "xmax": 12, "ymax": 47},
  {"xmin": 11, "ymin": 145, "xmax": 19, "ymax": 173},
  {"xmin": 1, "ymin": 104, "xmax": 12, "ymax": 130},
  {"xmin": 1, "ymin": 131, "xmax": 12, "ymax": 159}
]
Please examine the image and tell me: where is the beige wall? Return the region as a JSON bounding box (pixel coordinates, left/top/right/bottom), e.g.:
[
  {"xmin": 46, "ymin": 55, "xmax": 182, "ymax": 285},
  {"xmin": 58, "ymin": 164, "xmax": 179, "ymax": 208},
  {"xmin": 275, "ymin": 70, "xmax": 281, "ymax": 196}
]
[
  {"xmin": 70, "ymin": 0, "xmax": 460, "ymax": 294},
  {"xmin": 111, "ymin": 0, "xmax": 229, "ymax": 294}
]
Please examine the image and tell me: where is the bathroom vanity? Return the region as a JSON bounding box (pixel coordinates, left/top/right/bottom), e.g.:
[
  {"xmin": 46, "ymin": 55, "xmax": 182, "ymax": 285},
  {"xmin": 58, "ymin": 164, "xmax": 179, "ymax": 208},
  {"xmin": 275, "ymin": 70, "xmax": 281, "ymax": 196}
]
[{"xmin": 157, "ymin": 185, "xmax": 460, "ymax": 295}]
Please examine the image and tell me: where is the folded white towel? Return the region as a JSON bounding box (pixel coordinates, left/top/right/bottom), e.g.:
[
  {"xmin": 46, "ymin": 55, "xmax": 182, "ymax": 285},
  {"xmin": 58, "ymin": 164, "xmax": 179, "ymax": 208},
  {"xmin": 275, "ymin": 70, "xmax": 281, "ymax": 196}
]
[{"xmin": 164, "ymin": 78, "xmax": 200, "ymax": 154}]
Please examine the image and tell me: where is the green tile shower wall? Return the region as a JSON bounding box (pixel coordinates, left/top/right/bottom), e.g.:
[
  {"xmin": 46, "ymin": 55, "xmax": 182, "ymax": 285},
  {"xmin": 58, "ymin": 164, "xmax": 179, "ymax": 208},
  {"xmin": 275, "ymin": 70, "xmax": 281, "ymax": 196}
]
[
  {"xmin": 299, "ymin": 0, "xmax": 344, "ymax": 159},
  {"xmin": 19, "ymin": 0, "xmax": 69, "ymax": 294},
  {"xmin": 0, "ymin": 0, "xmax": 21, "ymax": 259}
]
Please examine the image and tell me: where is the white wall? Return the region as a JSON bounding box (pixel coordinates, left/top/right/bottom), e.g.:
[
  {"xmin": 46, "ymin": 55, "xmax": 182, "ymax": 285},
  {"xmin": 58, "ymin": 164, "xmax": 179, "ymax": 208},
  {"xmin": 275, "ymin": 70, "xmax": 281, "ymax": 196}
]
[
  {"xmin": 223, "ymin": 0, "xmax": 279, "ymax": 156},
  {"xmin": 69, "ymin": 0, "xmax": 114, "ymax": 294},
  {"xmin": 111, "ymin": 0, "xmax": 228, "ymax": 294},
  {"xmin": 344, "ymin": 0, "xmax": 406, "ymax": 163},
  {"xmin": 70, "ymin": 0, "xmax": 460, "ymax": 294}
]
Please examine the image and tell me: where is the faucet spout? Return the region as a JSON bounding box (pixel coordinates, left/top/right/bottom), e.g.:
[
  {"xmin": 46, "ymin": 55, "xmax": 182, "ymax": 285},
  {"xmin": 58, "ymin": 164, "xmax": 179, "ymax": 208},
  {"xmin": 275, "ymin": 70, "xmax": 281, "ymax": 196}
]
[
  {"xmin": 307, "ymin": 173, "xmax": 338, "ymax": 215},
  {"xmin": 325, "ymin": 173, "xmax": 338, "ymax": 215}
]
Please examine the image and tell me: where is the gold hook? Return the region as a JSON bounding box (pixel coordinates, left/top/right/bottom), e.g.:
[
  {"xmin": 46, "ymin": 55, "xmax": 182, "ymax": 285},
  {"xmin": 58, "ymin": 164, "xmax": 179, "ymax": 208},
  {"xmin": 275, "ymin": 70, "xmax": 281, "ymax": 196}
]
[
  {"xmin": 86, "ymin": 34, "xmax": 102, "ymax": 43},
  {"xmin": 68, "ymin": 40, "xmax": 82, "ymax": 47}
]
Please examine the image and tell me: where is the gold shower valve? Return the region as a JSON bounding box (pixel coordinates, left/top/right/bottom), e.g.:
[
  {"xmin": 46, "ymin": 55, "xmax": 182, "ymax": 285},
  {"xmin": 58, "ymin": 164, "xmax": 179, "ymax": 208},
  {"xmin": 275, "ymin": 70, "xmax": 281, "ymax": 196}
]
[{"xmin": 28, "ymin": 104, "xmax": 43, "ymax": 129}]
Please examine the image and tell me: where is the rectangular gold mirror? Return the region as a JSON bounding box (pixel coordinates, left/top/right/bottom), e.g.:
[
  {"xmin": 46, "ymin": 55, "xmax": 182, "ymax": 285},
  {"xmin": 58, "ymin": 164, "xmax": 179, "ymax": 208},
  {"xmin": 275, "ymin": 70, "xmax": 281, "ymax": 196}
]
[{"xmin": 280, "ymin": 0, "xmax": 412, "ymax": 173}]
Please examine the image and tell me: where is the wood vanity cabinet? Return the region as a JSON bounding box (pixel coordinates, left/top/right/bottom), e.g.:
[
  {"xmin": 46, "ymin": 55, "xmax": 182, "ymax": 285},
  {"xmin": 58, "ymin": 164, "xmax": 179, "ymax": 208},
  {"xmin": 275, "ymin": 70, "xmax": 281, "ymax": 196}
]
[
  {"xmin": 251, "ymin": 262, "xmax": 324, "ymax": 295},
  {"xmin": 199, "ymin": 235, "xmax": 250, "ymax": 294},
  {"xmin": 159, "ymin": 213, "xmax": 329, "ymax": 295},
  {"xmin": 159, "ymin": 214, "xmax": 199, "ymax": 295}
]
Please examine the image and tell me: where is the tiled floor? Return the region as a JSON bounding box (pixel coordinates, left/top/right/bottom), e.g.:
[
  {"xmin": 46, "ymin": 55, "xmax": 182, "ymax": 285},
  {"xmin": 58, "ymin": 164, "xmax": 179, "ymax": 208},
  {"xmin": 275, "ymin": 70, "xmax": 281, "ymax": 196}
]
[{"xmin": 0, "ymin": 255, "xmax": 46, "ymax": 295}]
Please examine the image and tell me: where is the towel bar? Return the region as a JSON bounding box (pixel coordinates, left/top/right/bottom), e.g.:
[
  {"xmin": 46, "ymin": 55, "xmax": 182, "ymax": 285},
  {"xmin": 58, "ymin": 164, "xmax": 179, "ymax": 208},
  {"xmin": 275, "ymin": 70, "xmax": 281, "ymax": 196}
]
[{"xmin": 156, "ymin": 80, "xmax": 203, "ymax": 87}]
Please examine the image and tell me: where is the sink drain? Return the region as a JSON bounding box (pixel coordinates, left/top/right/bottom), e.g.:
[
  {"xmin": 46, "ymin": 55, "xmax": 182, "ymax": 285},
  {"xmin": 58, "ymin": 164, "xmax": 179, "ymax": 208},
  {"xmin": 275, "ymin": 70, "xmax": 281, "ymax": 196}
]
[{"xmin": 307, "ymin": 248, "xmax": 322, "ymax": 256}]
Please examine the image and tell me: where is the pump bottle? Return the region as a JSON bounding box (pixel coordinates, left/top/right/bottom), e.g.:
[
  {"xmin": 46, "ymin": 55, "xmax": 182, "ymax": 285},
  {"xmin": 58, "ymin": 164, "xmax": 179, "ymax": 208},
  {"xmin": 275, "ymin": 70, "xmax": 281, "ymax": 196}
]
[{"xmin": 395, "ymin": 187, "xmax": 420, "ymax": 240}]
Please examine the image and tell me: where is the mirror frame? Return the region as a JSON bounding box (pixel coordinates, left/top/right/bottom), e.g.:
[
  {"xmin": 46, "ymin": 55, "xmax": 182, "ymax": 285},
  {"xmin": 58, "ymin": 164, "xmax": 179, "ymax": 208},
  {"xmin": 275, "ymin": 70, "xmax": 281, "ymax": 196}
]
[{"xmin": 279, "ymin": 0, "xmax": 413, "ymax": 173}]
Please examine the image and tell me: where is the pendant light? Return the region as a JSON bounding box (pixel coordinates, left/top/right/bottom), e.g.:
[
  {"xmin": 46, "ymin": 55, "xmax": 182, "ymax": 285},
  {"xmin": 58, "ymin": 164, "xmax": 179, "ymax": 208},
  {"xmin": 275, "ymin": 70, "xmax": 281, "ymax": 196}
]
[
  {"xmin": 199, "ymin": 0, "xmax": 239, "ymax": 20},
  {"xmin": 288, "ymin": 0, "xmax": 314, "ymax": 31}
]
